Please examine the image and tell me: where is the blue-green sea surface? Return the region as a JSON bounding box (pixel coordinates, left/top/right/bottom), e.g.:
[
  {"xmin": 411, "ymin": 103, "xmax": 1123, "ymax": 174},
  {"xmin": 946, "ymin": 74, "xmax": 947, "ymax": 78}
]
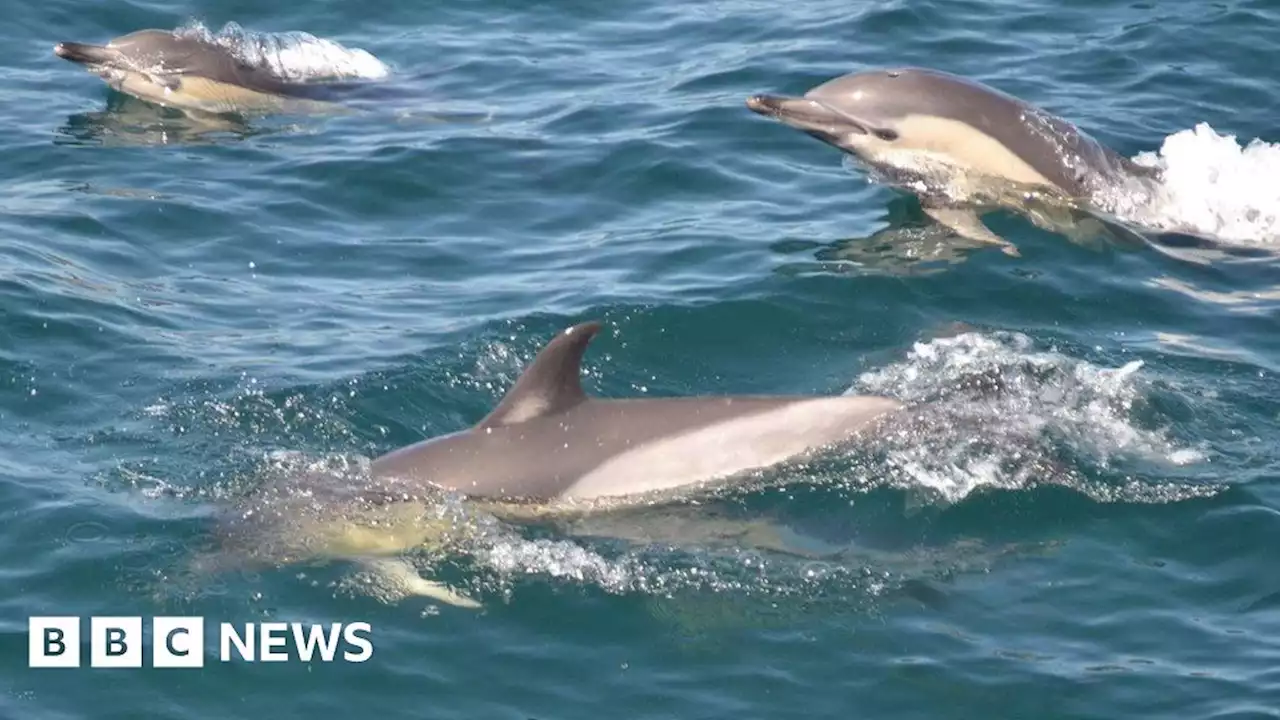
[{"xmin": 3, "ymin": 1, "xmax": 1280, "ymax": 718}]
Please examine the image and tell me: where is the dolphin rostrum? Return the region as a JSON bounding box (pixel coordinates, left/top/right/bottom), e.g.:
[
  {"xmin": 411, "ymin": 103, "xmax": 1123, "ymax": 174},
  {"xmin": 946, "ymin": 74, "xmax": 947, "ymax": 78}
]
[
  {"xmin": 53, "ymin": 28, "xmax": 354, "ymax": 116},
  {"xmin": 203, "ymin": 320, "xmax": 903, "ymax": 608},
  {"xmin": 746, "ymin": 67, "xmax": 1161, "ymax": 256}
]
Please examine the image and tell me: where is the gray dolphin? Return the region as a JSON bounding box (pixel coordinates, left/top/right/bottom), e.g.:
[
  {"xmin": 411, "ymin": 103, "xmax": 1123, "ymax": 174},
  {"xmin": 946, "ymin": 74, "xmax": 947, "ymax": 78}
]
[
  {"xmin": 200, "ymin": 320, "xmax": 903, "ymax": 608},
  {"xmin": 54, "ymin": 29, "xmax": 351, "ymax": 116},
  {"xmin": 370, "ymin": 320, "xmax": 902, "ymax": 503},
  {"xmin": 747, "ymin": 67, "xmax": 1161, "ymax": 256}
]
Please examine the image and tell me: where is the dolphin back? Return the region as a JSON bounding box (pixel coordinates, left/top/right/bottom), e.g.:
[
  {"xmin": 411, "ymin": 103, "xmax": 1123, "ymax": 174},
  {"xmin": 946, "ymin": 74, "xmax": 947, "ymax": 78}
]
[
  {"xmin": 370, "ymin": 321, "xmax": 903, "ymax": 503},
  {"xmin": 897, "ymin": 69, "xmax": 1143, "ymax": 196}
]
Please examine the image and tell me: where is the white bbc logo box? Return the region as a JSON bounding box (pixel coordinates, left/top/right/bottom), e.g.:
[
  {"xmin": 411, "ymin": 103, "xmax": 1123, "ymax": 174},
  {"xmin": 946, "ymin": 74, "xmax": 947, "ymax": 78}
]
[{"xmin": 29, "ymin": 616, "xmax": 205, "ymax": 668}]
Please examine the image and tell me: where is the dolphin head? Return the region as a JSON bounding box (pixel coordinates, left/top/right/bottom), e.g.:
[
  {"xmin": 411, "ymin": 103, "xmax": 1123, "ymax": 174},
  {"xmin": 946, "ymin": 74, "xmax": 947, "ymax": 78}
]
[
  {"xmin": 747, "ymin": 67, "xmax": 1059, "ymax": 185},
  {"xmin": 746, "ymin": 69, "xmax": 941, "ymax": 163},
  {"xmin": 53, "ymin": 29, "xmax": 290, "ymax": 113},
  {"xmin": 56, "ymin": 30, "xmax": 209, "ymax": 79},
  {"xmin": 56, "ymin": 30, "xmax": 190, "ymax": 67},
  {"xmin": 56, "ymin": 30, "xmax": 219, "ymax": 106},
  {"xmin": 747, "ymin": 67, "xmax": 1155, "ymax": 199}
]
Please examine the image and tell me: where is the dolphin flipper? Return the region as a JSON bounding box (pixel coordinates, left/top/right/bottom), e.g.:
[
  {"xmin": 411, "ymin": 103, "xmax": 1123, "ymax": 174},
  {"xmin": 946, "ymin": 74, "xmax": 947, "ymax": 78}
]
[
  {"xmin": 923, "ymin": 205, "xmax": 1021, "ymax": 256},
  {"xmin": 358, "ymin": 558, "xmax": 482, "ymax": 609}
]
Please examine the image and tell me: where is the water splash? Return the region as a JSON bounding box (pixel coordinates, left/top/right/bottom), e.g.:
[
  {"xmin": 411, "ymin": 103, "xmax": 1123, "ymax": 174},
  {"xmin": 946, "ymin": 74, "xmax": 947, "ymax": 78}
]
[
  {"xmin": 175, "ymin": 21, "xmax": 391, "ymax": 83},
  {"xmin": 1105, "ymin": 123, "xmax": 1280, "ymax": 247},
  {"xmin": 851, "ymin": 330, "xmax": 1216, "ymax": 504},
  {"xmin": 123, "ymin": 326, "xmax": 1227, "ymax": 613}
]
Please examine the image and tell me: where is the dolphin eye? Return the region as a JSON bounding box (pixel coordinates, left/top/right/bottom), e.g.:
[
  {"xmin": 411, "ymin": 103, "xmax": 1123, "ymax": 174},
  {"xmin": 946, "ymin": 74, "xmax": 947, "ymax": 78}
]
[{"xmin": 873, "ymin": 128, "xmax": 899, "ymax": 141}]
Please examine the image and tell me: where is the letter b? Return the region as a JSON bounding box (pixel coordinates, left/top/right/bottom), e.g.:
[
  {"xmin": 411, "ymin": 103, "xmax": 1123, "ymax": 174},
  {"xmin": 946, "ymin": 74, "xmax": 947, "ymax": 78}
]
[
  {"xmin": 46, "ymin": 628, "xmax": 66, "ymax": 656},
  {"xmin": 91, "ymin": 617, "xmax": 141, "ymax": 668},
  {"xmin": 28, "ymin": 617, "xmax": 80, "ymax": 668}
]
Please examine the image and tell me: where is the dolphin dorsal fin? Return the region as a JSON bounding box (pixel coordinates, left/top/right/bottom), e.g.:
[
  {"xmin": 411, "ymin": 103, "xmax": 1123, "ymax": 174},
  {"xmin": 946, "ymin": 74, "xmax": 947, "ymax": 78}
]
[{"xmin": 475, "ymin": 321, "xmax": 603, "ymax": 429}]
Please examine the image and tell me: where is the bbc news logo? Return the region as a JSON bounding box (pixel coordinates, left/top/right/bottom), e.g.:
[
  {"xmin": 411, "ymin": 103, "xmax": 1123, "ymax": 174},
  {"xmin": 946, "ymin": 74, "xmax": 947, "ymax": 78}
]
[{"xmin": 29, "ymin": 616, "xmax": 373, "ymax": 668}]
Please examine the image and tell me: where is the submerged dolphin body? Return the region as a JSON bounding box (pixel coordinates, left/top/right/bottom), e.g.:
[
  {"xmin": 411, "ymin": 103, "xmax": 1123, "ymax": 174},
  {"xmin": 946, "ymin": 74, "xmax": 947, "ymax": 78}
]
[
  {"xmin": 204, "ymin": 321, "xmax": 903, "ymax": 608},
  {"xmin": 747, "ymin": 67, "xmax": 1161, "ymax": 255},
  {"xmin": 53, "ymin": 28, "xmax": 360, "ymax": 116}
]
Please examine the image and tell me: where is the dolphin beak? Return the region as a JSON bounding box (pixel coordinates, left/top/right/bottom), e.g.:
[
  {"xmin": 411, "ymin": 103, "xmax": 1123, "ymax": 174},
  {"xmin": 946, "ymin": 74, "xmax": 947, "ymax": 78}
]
[
  {"xmin": 746, "ymin": 94, "xmax": 868, "ymax": 139},
  {"xmin": 54, "ymin": 42, "xmax": 117, "ymax": 66},
  {"xmin": 745, "ymin": 94, "xmax": 783, "ymax": 115}
]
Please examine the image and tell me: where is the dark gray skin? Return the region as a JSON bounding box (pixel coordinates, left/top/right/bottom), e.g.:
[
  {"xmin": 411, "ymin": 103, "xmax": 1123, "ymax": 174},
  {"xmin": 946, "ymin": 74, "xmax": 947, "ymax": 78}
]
[{"xmin": 370, "ymin": 321, "xmax": 902, "ymax": 505}]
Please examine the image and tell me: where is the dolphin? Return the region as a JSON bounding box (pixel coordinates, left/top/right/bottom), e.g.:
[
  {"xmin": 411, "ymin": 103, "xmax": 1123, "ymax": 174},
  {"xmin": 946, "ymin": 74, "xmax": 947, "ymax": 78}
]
[
  {"xmin": 746, "ymin": 67, "xmax": 1162, "ymax": 256},
  {"xmin": 369, "ymin": 321, "xmax": 902, "ymax": 503},
  {"xmin": 198, "ymin": 320, "xmax": 903, "ymax": 608},
  {"xmin": 53, "ymin": 29, "xmax": 354, "ymax": 116}
]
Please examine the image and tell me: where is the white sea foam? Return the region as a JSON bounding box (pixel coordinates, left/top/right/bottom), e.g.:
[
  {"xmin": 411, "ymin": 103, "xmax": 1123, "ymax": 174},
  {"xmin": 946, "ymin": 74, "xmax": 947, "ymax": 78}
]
[
  {"xmin": 175, "ymin": 21, "xmax": 391, "ymax": 83},
  {"xmin": 1100, "ymin": 123, "xmax": 1280, "ymax": 247},
  {"xmin": 851, "ymin": 330, "xmax": 1213, "ymax": 504}
]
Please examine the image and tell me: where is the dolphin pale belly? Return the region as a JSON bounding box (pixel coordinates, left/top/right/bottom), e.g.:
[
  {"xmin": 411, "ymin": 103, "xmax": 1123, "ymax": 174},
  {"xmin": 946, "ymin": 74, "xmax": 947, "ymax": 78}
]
[
  {"xmin": 747, "ymin": 67, "xmax": 1161, "ymax": 256},
  {"xmin": 203, "ymin": 321, "xmax": 903, "ymax": 608},
  {"xmin": 54, "ymin": 29, "xmax": 356, "ymax": 116}
]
